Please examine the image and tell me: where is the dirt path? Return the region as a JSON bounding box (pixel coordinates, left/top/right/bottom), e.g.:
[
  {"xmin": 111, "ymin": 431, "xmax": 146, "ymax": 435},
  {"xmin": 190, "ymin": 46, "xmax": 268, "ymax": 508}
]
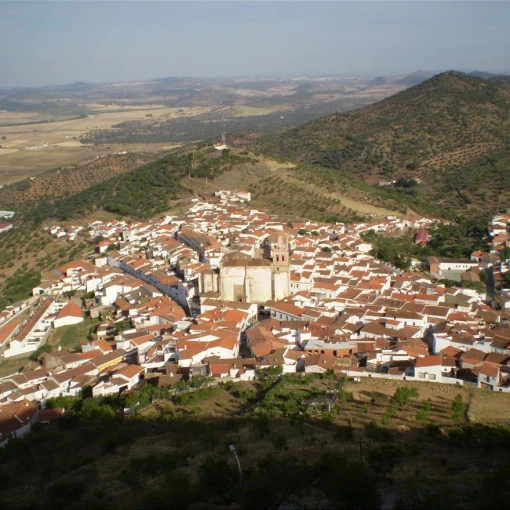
[{"xmin": 250, "ymin": 153, "xmax": 400, "ymax": 218}]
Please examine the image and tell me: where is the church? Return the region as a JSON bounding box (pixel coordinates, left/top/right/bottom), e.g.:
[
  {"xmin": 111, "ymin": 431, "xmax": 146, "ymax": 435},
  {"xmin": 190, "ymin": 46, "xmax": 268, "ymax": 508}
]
[{"xmin": 198, "ymin": 235, "xmax": 291, "ymax": 304}]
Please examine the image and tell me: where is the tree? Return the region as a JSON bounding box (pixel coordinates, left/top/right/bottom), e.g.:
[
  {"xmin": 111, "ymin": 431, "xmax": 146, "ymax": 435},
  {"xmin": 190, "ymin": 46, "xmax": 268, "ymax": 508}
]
[
  {"xmin": 81, "ymin": 397, "xmax": 116, "ymax": 421},
  {"xmin": 452, "ymin": 394, "xmax": 466, "ymax": 422},
  {"xmin": 392, "ymin": 387, "xmax": 419, "ymax": 407},
  {"xmin": 198, "ymin": 457, "xmax": 238, "ymax": 502},
  {"xmin": 243, "ymin": 455, "xmax": 308, "ymax": 508},
  {"xmin": 190, "ymin": 374, "xmax": 209, "ymax": 388},
  {"xmin": 316, "ymin": 454, "xmax": 382, "ymax": 510},
  {"xmin": 271, "ymin": 433, "xmax": 288, "ymax": 451},
  {"xmin": 416, "ymin": 400, "xmax": 432, "ymax": 424},
  {"xmin": 256, "ymin": 365, "xmax": 283, "ymax": 385},
  {"xmin": 253, "ymin": 415, "xmax": 271, "ymax": 438},
  {"xmin": 367, "ymin": 444, "xmax": 403, "ymax": 479}
]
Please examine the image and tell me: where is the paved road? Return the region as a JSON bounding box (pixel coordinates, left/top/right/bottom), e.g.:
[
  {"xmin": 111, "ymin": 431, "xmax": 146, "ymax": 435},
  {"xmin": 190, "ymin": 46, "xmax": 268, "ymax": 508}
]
[{"xmin": 487, "ymin": 267, "xmax": 496, "ymax": 306}]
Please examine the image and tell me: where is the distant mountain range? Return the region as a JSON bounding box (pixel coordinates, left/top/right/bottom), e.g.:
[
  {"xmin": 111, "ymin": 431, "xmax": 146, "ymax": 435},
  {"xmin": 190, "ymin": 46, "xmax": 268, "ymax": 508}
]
[
  {"xmin": 395, "ymin": 70, "xmax": 436, "ymax": 86},
  {"xmin": 255, "ymin": 71, "xmax": 510, "ymax": 218}
]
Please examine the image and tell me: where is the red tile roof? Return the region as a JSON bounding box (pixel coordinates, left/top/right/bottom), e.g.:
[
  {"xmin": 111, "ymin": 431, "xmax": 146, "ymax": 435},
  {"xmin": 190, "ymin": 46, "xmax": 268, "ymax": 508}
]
[
  {"xmin": 56, "ymin": 303, "xmax": 83, "ymax": 320},
  {"xmin": 415, "ymin": 355, "xmax": 442, "ymax": 368}
]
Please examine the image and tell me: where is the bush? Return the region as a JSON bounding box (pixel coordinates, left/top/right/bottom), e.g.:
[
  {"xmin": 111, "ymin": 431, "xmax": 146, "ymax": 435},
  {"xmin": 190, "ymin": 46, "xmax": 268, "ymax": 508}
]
[{"xmin": 416, "ymin": 400, "xmax": 432, "ymax": 424}]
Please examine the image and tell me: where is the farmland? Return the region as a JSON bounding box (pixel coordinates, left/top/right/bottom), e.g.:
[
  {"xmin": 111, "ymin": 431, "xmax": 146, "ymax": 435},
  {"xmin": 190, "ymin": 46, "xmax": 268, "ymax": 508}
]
[
  {"xmin": 0, "ymin": 74, "xmax": 408, "ymax": 185},
  {"xmin": 0, "ymin": 105, "xmax": 193, "ymax": 185}
]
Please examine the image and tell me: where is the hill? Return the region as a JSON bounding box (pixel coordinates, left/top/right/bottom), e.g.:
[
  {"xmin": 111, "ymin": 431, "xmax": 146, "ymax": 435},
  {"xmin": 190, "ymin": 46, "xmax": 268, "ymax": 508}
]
[
  {"xmin": 2, "ymin": 148, "xmax": 264, "ymax": 225},
  {"xmin": 0, "ymin": 153, "xmax": 155, "ymax": 211},
  {"xmin": 2, "ymin": 374, "xmax": 510, "ymax": 509},
  {"xmin": 255, "ymin": 71, "xmax": 510, "ymax": 218},
  {"xmin": 395, "ymin": 70, "xmax": 435, "ymax": 86}
]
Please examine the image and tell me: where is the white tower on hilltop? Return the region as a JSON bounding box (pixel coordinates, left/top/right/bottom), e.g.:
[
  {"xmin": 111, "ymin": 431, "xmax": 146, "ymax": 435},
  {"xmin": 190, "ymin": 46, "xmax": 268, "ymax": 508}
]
[{"xmin": 214, "ymin": 133, "xmax": 228, "ymax": 151}]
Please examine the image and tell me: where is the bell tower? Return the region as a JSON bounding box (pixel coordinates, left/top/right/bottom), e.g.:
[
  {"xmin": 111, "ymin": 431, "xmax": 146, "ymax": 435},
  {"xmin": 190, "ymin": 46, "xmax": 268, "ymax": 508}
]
[{"xmin": 271, "ymin": 235, "xmax": 289, "ymax": 272}]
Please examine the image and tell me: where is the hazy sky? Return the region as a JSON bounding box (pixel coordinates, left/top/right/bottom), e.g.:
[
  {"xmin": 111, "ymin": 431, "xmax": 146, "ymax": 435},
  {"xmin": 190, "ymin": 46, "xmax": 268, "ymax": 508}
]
[{"xmin": 1, "ymin": 1, "xmax": 509, "ymax": 87}]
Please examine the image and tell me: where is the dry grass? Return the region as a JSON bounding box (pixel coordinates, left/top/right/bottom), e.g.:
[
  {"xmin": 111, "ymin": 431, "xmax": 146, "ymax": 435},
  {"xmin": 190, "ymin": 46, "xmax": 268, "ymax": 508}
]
[
  {"xmin": 345, "ymin": 377, "xmax": 470, "ymax": 401},
  {"xmin": 469, "ymin": 388, "xmax": 510, "ymax": 425}
]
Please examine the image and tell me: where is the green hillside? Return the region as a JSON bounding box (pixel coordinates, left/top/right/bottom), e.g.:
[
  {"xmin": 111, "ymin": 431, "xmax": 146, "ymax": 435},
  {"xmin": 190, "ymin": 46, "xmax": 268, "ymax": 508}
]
[
  {"xmin": 256, "ymin": 72, "xmax": 510, "ymax": 217},
  {"xmin": 2, "ymin": 375, "xmax": 510, "ymax": 509},
  {"xmin": 4, "ymin": 149, "xmax": 255, "ymax": 224}
]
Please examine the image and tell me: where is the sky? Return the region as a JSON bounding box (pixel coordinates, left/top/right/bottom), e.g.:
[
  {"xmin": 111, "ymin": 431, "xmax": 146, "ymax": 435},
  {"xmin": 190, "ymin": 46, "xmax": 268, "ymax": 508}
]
[{"xmin": 0, "ymin": 1, "xmax": 509, "ymax": 87}]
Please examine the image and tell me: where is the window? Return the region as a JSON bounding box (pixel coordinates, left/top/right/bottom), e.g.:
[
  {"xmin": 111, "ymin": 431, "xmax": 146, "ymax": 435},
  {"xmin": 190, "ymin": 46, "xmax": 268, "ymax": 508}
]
[
  {"xmin": 418, "ymin": 373, "xmax": 425, "ymax": 379},
  {"xmin": 428, "ymin": 374, "xmax": 436, "ymax": 380}
]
